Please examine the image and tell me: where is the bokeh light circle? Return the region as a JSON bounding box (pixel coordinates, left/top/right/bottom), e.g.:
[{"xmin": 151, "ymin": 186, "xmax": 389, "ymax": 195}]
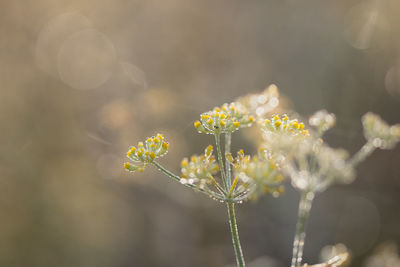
[
  {"xmin": 57, "ymin": 29, "xmax": 116, "ymax": 90},
  {"xmin": 35, "ymin": 12, "xmax": 92, "ymax": 76}
]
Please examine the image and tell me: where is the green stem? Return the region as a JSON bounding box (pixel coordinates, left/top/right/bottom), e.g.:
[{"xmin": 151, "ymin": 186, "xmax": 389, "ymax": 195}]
[
  {"xmin": 151, "ymin": 161, "xmax": 225, "ymax": 201},
  {"xmin": 225, "ymin": 133, "xmax": 232, "ymax": 189},
  {"xmin": 215, "ymin": 133, "xmax": 228, "ymax": 191},
  {"xmin": 349, "ymin": 140, "xmax": 375, "ymax": 166},
  {"xmin": 291, "ymin": 191, "xmax": 314, "ymax": 267},
  {"xmin": 227, "ymin": 202, "xmax": 246, "ymax": 267}
]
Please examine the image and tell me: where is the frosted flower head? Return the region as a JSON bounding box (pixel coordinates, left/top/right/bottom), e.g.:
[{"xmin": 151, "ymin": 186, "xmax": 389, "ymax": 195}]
[
  {"xmin": 228, "ymin": 149, "xmax": 284, "ymax": 199},
  {"xmin": 260, "ymin": 114, "xmax": 309, "ymax": 155},
  {"xmin": 285, "ymin": 139, "xmax": 355, "ymax": 193},
  {"xmin": 362, "ymin": 112, "xmax": 400, "ymax": 149},
  {"xmin": 309, "ymin": 110, "xmax": 336, "ymax": 134},
  {"xmin": 180, "ymin": 145, "xmax": 219, "ymax": 188},
  {"xmin": 236, "ymin": 84, "xmax": 280, "ymax": 118},
  {"xmin": 124, "ymin": 133, "xmax": 169, "ymax": 172},
  {"xmin": 194, "ymin": 102, "xmax": 255, "ymax": 134},
  {"xmin": 261, "ymin": 114, "xmax": 308, "ymax": 135}
]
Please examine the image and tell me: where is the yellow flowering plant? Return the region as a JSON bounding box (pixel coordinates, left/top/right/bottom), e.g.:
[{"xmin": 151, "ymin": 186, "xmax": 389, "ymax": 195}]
[{"xmin": 124, "ymin": 86, "xmax": 400, "ymax": 267}]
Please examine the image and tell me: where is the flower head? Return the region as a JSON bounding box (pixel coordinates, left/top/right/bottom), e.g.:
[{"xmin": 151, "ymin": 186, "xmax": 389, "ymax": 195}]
[
  {"xmin": 180, "ymin": 145, "xmax": 219, "ymax": 188},
  {"xmin": 260, "ymin": 114, "xmax": 309, "ymax": 156},
  {"xmin": 309, "ymin": 110, "xmax": 336, "ymax": 134},
  {"xmin": 236, "ymin": 84, "xmax": 280, "ymax": 118},
  {"xmin": 124, "ymin": 133, "xmax": 169, "ymax": 172},
  {"xmin": 362, "ymin": 112, "xmax": 400, "ymax": 149},
  {"xmin": 228, "ymin": 149, "xmax": 284, "ymax": 199},
  {"xmin": 194, "ymin": 102, "xmax": 255, "ymax": 134},
  {"xmin": 285, "ymin": 139, "xmax": 355, "ymax": 193}
]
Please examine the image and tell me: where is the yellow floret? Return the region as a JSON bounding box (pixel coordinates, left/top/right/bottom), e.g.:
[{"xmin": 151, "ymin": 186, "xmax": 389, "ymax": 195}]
[
  {"xmin": 162, "ymin": 142, "xmax": 169, "ymax": 150},
  {"xmin": 226, "ymin": 153, "xmax": 233, "ymax": 163},
  {"xmin": 275, "ymin": 120, "xmax": 282, "ymax": 127},
  {"xmin": 149, "ymin": 152, "xmax": 156, "ymax": 159},
  {"xmin": 181, "ymin": 158, "xmax": 188, "ymax": 167},
  {"xmin": 206, "ymin": 145, "xmax": 213, "ymax": 156},
  {"xmin": 233, "ymin": 121, "xmax": 240, "ymax": 128},
  {"xmin": 273, "ymin": 115, "xmax": 280, "ymax": 120},
  {"xmin": 194, "ymin": 121, "xmax": 201, "ymax": 128},
  {"xmin": 124, "ymin": 162, "xmax": 131, "ymax": 170},
  {"xmin": 156, "ymin": 133, "xmax": 164, "ymax": 141},
  {"xmin": 207, "ymin": 119, "xmax": 213, "ymax": 125},
  {"xmin": 249, "ymin": 116, "xmax": 255, "ymax": 122},
  {"xmin": 220, "ymin": 120, "xmax": 226, "ymax": 127}
]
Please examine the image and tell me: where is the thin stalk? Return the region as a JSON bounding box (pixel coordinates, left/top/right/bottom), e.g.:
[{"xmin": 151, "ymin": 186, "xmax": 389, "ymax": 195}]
[
  {"xmin": 216, "ymin": 133, "xmax": 245, "ymax": 266},
  {"xmin": 225, "ymin": 133, "xmax": 232, "ymax": 189},
  {"xmin": 349, "ymin": 140, "xmax": 375, "ymax": 166},
  {"xmin": 214, "ymin": 133, "xmax": 228, "ymax": 191},
  {"xmin": 151, "ymin": 161, "xmax": 225, "ymax": 201},
  {"xmin": 227, "ymin": 202, "xmax": 246, "ymax": 267},
  {"xmin": 291, "ymin": 191, "xmax": 315, "ymax": 267}
]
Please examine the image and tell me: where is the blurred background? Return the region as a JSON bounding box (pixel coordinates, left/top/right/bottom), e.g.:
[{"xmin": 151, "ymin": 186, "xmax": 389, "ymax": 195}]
[{"xmin": 1, "ymin": 0, "xmax": 400, "ymax": 266}]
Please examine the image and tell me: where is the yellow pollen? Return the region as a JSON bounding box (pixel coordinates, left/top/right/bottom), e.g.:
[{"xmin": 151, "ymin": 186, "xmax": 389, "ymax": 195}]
[
  {"xmin": 206, "ymin": 145, "xmax": 213, "ymax": 155},
  {"xmin": 162, "ymin": 142, "xmax": 169, "ymax": 150},
  {"xmin": 153, "ymin": 137, "xmax": 160, "ymax": 143},
  {"xmin": 275, "ymin": 120, "xmax": 282, "ymax": 127},
  {"xmin": 137, "ymin": 149, "xmax": 143, "ymax": 157},
  {"xmin": 194, "ymin": 121, "xmax": 201, "ymax": 128},
  {"xmin": 124, "ymin": 162, "xmax": 131, "ymax": 169},
  {"xmin": 233, "ymin": 121, "xmax": 240, "ymax": 127},
  {"xmin": 283, "ymin": 115, "xmax": 289, "ymax": 121},
  {"xmin": 220, "ymin": 120, "xmax": 226, "ymax": 127},
  {"xmin": 299, "ymin": 123, "xmax": 304, "ymax": 130},
  {"xmin": 207, "ymin": 119, "xmax": 213, "ymax": 125},
  {"xmin": 220, "ymin": 113, "xmax": 226, "ymax": 119},
  {"xmin": 273, "ymin": 115, "xmax": 280, "ymax": 120},
  {"xmin": 226, "ymin": 153, "xmax": 233, "ymax": 163},
  {"xmin": 181, "ymin": 159, "xmax": 188, "ymax": 167},
  {"xmin": 292, "ymin": 121, "xmax": 299, "ymax": 129},
  {"xmin": 146, "ymin": 138, "xmax": 152, "ymax": 143},
  {"xmin": 149, "ymin": 152, "xmax": 156, "ymax": 159}
]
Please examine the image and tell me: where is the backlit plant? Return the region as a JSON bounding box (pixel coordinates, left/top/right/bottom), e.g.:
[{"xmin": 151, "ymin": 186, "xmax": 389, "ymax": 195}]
[{"xmin": 124, "ymin": 86, "xmax": 400, "ymax": 267}]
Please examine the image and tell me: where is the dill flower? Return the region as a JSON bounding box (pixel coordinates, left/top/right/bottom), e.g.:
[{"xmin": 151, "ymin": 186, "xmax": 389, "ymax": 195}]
[
  {"xmin": 124, "ymin": 133, "xmax": 169, "ymax": 172},
  {"xmin": 194, "ymin": 102, "xmax": 255, "ymax": 134},
  {"xmin": 285, "ymin": 139, "xmax": 355, "ymax": 193},
  {"xmin": 236, "ymin": 84, "xmax": 280, "ymax": 118},
  {"xmin": 362, "ymin": 112, "xmax": 400, "ymax": 149},
  {"xmin": 228, "ymin": 149, "xmax": 284, "ymax": 199},
  {"xmin": 180, "ymin": 145, "xmax": 220, "ymax": 189},
  {"xmin": 259, "ymin": 114, "xmax": 309, "ymax": 157},
  {"xmin": 309, "ymin": 110, "xmax": 336, "ymax": 135}
]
